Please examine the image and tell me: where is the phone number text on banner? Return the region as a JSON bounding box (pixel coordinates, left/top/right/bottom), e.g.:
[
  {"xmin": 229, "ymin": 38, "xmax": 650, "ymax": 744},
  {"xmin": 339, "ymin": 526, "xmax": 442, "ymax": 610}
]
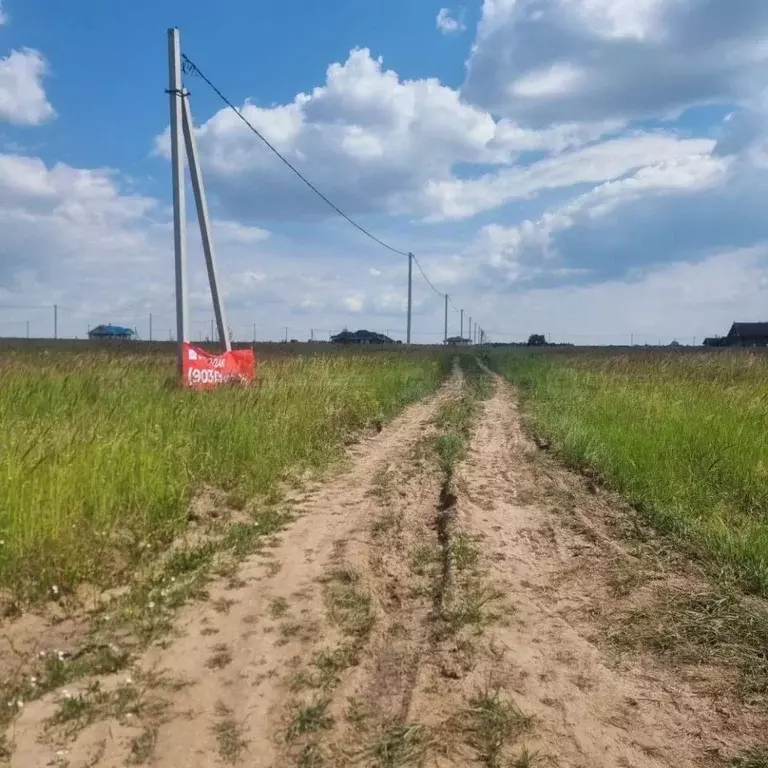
[{"xmin": 182, "ymin": 343, "xmax": 257, "ymax": 390}]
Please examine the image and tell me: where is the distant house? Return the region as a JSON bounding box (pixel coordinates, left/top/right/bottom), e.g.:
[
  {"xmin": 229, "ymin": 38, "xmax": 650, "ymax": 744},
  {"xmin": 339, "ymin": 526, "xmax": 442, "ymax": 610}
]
[
  {"xmin": 331, "ymin": 329, "xmax": 394, "ymax": 345},
  {"xmin": 88, "ymin": 324, "xmax": 136, "ymax": 341},
  {"xmin": 726, "ymin": 322, "xmax": 768, "ymax": 347},
  {"xmin": 703, "ymin": 336, "xmax": 728, "ymax": 347},
  {"xmin": 446, "ymin": 336, "xmax": 470, "ymax": 346}
]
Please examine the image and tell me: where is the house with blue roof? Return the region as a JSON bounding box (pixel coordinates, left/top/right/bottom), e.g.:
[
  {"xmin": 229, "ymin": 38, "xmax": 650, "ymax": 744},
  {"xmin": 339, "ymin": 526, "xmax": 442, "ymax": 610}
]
[{"xmin": 88, "ymin": 324, "xmax": 136, "ymax": 340}]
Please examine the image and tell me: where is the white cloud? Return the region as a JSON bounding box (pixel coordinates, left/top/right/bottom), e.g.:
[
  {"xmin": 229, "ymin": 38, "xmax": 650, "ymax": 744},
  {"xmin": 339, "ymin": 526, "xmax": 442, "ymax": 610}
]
[
  {"xmin": 437, "ymin": 8, "xmax": 466, "ymax": 34},
  {"xmin": 0, "ymin": 49, "xmax": 55, "ymax": 125},
  {"xmin": 342, "ymin": 294, "xmax": 365, "ymax": 313},
  {"xmin": 471, "ymin": 151, "xmax": 729, "ymax": 277},
  {"xmin": 510, "ymin": 63, "xmax": 584, "ymax": 98},
  {"xmin": 213, "ymin": 220, "xmax": 270, "ymax": 245},
  {"xmin": 479, "ymin": 247, "xmax": 768, "ymax": 345},
  {"xmin": 423, "ymin": 133, "xmax": 715, "ymax": 220},
  {"xmin": 0, "ymin": 2, "xmax": 7, "ymax": 25},
  {"xmin": 156, "ymin": 48, "xmax": 624, "ymax": 224},
  {"xmin": 463, "ymin": 0, "xmax": 768, "ymax": 124}
]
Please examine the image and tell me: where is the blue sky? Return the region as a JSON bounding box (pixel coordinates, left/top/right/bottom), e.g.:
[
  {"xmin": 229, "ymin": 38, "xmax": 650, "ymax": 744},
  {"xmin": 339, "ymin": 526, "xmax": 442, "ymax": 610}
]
[{"xmin": 1, "ymin": 0, "xmax": 768, "ymax": 343}]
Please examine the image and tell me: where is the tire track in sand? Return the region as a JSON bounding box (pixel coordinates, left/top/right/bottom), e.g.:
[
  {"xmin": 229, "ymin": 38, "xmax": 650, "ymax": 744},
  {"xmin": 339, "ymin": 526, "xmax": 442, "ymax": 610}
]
[
  {"xmin": 7, "ymin": 378, "xmax": 456, "ymax": 768},
  {"xmin": 432, "ymin": 370, "xmax": 765, "ymax": 766}
]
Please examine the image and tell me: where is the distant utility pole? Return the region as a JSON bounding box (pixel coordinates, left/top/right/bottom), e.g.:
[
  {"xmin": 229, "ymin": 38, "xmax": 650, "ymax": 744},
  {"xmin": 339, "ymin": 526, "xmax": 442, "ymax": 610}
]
[
  {"xmin": 149, "ymin": 313, "xmax": 153, "ymax": 342},
  {"xmin": 285, "ymin": 326, "xmax": 289, "ymax": 343},
  {"xmin": 310, "ymin": 329, "xmax": 314, "ymax": 342},
  {"xmin": 468, "ymin": 316, "xmax": 472, "ymax": 344},
  {"xmin": 630, "ymin": 333, "xmax": 634, "ymax": 346},
  {"xmin": 26, "ymin": 320, "xmax": 29, "ymax": 340},
  {"xmin": 407, "ymin": 252, "xmax": 413, "ymax": 346},
  {"xmin": 460, "ymin": 309, "xmax": 464, "ymax": 340},
  {"xmin": 444, "ymin": 294, "xmax": 448, "ymax": 345},
  {"xmin": 53, "ymin": 304, "xmax": 58, "ymax": 340}
]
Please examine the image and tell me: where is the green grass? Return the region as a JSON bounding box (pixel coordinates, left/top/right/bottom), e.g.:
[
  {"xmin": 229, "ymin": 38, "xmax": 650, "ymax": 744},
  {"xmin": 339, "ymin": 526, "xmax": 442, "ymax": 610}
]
[
  {"xmin": 488, "ymin": 348, "xmax": 768, "ymax": 595},
  {"xmin": 461, "ymin": 686, "xmax": 534, "ymax": 768},
  {"xmin": 0, "ymin": 347, "xmax": 445, "ymax": 598}
]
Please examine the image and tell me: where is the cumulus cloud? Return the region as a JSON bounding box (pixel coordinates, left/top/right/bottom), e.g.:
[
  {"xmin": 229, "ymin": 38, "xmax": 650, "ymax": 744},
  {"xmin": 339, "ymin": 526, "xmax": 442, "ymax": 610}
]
[
  {"xmin": 0, "ymin": 48, "xmax": 55, "ymax": 125},
  {"xmin": 157, "ymin": 48, "xmax": 622, "ymax": 224},
  {"xmin": 436, "ymin": 8, "xmax": 466, "ymax": 34},
  {"xmin": 462, "ymin": 0, "xmax": 768, "ymax": 124}
]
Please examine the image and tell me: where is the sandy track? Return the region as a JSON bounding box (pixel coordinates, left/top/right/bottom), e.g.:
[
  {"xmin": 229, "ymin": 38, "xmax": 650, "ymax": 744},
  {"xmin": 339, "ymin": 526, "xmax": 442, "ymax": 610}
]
[
  {"xmin": 8, "ymin": 365, "xmax": 764, "ymax": 767},
  {"xmin": 446, "ymin": 373, "xmax": 763, "ymax": 766}
]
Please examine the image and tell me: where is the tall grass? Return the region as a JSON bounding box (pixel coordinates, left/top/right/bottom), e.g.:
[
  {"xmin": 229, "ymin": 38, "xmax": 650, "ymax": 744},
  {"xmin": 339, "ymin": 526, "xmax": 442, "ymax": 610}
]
[
  {"xmin": 488, "ymin": 349, "xmax": 768, "ymax": 595},
  {"xmin": 0, "ymin": 348, "xmax": 445, "ymax": 597}
]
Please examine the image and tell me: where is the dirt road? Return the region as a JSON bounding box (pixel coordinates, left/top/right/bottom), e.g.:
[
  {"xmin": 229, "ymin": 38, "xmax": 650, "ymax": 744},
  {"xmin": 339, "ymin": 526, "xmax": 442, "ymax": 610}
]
[{"xmin": 6, "ymin": 366, "xmax": 765, "ymax": 766}]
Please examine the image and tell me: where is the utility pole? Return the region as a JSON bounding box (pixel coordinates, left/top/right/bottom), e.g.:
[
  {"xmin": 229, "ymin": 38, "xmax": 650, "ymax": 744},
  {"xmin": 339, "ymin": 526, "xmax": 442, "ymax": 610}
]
[
  {"xmin": 444, "ymin": 294, "xmax": 448, "ymax": 345},
  {"xmin": 460, "ymin": 309, "xmax": 464, "ymax": 340},
  {"xmin": 407, "ymin": 252, "xmax": 413, "ymax": 346},
  {"xmin": 182, "ymin": 88, "xmax": 230, "ymax": 352},
  {"xmin": 26, "ymin": 320, "xmax": 29, "ymax": 340},
  {"xmin": 53, "ymin": 304, "xmax": 58, "ymax": 340},
  {"xmin": 285, "ymin": 326, "xmax": 289, "ymax": 343},
  {"xmin": 149, "ymin": 313, "xmax": 153, "ymax": 342},
  {"xmin": 468, "ymin": 316, "xmax": 472, "ymax": 344},
  {"xmin": 630, "ymin": 333, "xmax": 634, "ymax": 347},
  {"xmin": 168, "ymin": 27, "xmax": 188, "ymax": 373}
]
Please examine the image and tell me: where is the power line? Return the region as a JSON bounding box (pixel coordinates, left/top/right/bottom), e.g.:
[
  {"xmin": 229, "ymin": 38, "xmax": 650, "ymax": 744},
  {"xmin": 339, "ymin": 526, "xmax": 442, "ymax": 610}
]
[
  {"xmin": 179, "ymin": 50, "xmax": 483, "ymax": 332},
  {"xmin": 181, "ymin": 54, "xmax": 410, "ymax": 259},
  {"xmin": 410, "ymin": 253, "xmax": 443, "ymax": 297}
]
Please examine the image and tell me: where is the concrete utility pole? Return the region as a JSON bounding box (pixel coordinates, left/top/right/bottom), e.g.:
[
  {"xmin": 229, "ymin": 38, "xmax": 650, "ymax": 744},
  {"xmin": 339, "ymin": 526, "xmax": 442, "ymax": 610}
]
[
  {"xmin": 149, "ymin": 313, "xmax": 153, "ymax": 342},
  {"xmin": 407, "ymin": 252, "xmax": 413, "ymax": 346},
  {"xmin": 285, "ymin": 326, "xmax": 289, "ymax": 343},
  {"xmin": 460, "ymin": 309, "xmax": 464, "ymax": 340},
  {"xmin": 444, "ymin": 294, "xmax": 448, "ymax": 345},
  {"xmin": 468, "ymin": 316, "xmax": 472, "ymax": 344},
  {"xmin": 168, "ymin": 28, "xmax": 188, "ymax": 373},
  {"xmin": 54, "ymin": 304, "xmax": 58, "ymax": 340},
  {"xmin": 182, "ymin": 89, "xmax": 230, "ymax": 352}
]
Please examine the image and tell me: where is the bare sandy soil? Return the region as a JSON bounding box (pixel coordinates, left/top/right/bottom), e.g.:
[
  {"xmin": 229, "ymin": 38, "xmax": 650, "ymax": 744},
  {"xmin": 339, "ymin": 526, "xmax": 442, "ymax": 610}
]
[{"xmin": 4, "ymin": 367, "xmax": 766, "ymax": 767}]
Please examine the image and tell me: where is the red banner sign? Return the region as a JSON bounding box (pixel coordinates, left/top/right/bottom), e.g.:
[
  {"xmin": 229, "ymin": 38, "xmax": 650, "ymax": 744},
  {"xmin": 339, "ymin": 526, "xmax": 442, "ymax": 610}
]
[{"xmin": 182, "ymin": 342, "xmax": 257, "ymax": 390}]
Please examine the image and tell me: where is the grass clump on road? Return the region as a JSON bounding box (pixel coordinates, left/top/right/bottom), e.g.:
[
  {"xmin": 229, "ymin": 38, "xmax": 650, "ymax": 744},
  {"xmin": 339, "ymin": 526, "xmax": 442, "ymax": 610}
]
[
  {"xmin": 0, "ymin": 347, "xmax": 445, "ymax": 599},
  {"xmin": 489, "ymin": 348, "xmax": 768, "ymax": 595}
]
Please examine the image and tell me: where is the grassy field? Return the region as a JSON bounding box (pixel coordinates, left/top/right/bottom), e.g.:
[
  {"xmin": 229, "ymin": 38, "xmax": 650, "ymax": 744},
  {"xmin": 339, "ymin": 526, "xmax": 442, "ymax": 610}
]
[
  {"xmin": 0, "ymin": 345, "xmax": 446, "ymax": 598},
  {"xmin": 488, "ymin": 348, "xmax": 768, "ymax": 595}
]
